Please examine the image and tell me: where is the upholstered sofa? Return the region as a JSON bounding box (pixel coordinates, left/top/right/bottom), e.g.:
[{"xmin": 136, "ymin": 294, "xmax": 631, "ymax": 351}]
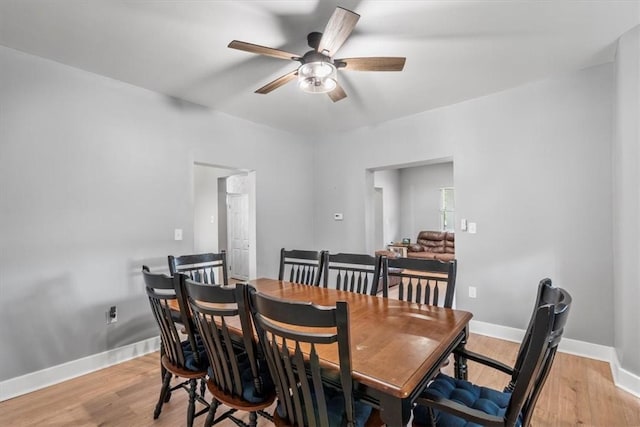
[{"xmin": 406, "ymin": 231, "xmax": 455, "ymax": 262}]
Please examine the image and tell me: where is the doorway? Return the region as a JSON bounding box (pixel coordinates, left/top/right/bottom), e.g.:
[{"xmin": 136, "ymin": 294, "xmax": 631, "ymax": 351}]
[
  {"xmin": 365, "ymin": 159, "xmax": 454, "ymax": 254},
  {"xmin": 193, "ymin": 163, "xmax": 256, "ymax": 280}
]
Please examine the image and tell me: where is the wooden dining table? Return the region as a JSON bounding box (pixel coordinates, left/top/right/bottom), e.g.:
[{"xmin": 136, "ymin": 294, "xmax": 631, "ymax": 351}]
[
  {"xmin": 247, "ymin": 278, "xmax": 472, "ymax": 426},
  {"xmin": 172, "ymin": 277, "xmax": 471, "ymax": 425}
]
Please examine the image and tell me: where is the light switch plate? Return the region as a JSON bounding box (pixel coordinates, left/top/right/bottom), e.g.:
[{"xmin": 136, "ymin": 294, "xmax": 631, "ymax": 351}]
[
  {"xmin": 468, "ymin": 222, "xmax": 477, "ymax": 234},
  {"xmin": 174, "ymin": 228, "xmax": 183, "ymax": 240},
  {"xmin": 461, "ymin": 219, "xmax": 467, "ymax": 231}
]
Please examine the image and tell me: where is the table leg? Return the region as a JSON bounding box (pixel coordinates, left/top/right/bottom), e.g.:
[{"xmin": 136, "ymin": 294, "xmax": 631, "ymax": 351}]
[
  {"xmin": 377, "ymin": 393, "xmax": 412, "ymax": 426},
  {"xmin": 454, "ymin": 325, "xmax": 469, "ymax": 380}
]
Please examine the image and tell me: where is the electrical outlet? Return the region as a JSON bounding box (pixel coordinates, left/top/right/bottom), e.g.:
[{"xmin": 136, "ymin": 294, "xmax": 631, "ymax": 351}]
[
  {"xmin": 468, "ymin": 287, "xmax": 477, "ymax": 298},
  {"xmin": 107, "ymin": 306, "xmax": 118, "ymax": 324}
]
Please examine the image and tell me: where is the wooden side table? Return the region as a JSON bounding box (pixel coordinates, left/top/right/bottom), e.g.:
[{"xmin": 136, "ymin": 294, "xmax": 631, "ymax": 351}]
[{"xmin": 387, "ymin": 243, "xmax": 409, "ymax": 257}]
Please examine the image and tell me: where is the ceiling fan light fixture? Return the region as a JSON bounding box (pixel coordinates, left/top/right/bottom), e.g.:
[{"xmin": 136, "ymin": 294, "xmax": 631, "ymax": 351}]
[
  {"xmin": 298, "ymin": 61, "xmax": 337, "ymax": 94},
  {"xmin": 229, "ymin": 7, "xmax": 404, "ymax": 101}
]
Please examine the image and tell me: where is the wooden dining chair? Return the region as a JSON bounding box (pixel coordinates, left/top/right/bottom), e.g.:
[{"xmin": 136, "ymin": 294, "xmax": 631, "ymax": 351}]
[
  {"xmin": 168, "ymin": 251, "xmax": 229, "ymax": 285},
  {"xmin": 380, "ymin": 257, "xmax": 457, "ymax": 307},
  {"xmin": 412, "ymin": 278, "xmax": 572, "ymax": 427},
  {"xmin": 321, "ymin": 252, "xmax": 383, "ymax": 295},
  {"xmin": 247, "ymin": 285, "xmax": 381, "ymax": 427},
  {"xmin": 142, "ymin": 266, "xmax": 209, "ymax": 427},
  {"xmin": 184, "ymin": 280, "xmax": 276, "ymax": 427},
  {"xmin": 278, "ymin": 248, "xmax": 324, "ymax": 285}
]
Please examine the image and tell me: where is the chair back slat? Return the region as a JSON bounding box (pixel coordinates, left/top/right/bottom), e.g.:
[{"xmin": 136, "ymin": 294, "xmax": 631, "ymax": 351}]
[
  {"xmin": 431, "ymin": 280, "xmax": 439, "ymax": 305},
  {"xmin": 151, "ymin": 296, "xmax": 182, "ymax": 365},
  {"xmin": 249, "ymin": 287, "xmax": 356, "ymax": 427},
  {"xmin": 288, "ymin": 262, "xmax": 317, "ymax": 285},
  {"xmin": 306, "ymin": 345, "xmax": 329, "ymax": 427},
  {"xmin": 168, "ymin": 252, "xmax": 228, "ymax": 286},
  {"xmin": 279, "ymin": 248, "xmax": 324, "ymax": 286},
  {"xmin": 269, "ymin": 337, "xmax": 296, "ymax": 423},
  {"xmin": 381, "ymin": 257, "xmax": 457, "ymax": 307},
  {"xmin": 322, "ymin": 252, "xmax": 382, "ymax": 295}
]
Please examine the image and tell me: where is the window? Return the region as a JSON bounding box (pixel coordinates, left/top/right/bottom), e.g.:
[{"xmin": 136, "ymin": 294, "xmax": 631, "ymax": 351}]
[{"xmin": 440, "ymin": 187, "xmax": 455, "ymax": 232}]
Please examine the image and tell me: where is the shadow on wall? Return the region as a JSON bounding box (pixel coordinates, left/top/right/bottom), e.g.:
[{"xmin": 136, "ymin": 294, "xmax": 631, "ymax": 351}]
[
  {"xmin": 104, "ymin": 303, "xmax": 157, "ymax": 351},
  {"xmin": 127, "ymin": 256, "xmax": 168, "ymax": 290},
  {"xmin": 0, "ymin": 273, "xmax": 148, "ymax": 380},
  {"xmin": 114, "ymin": 256, "xmax": 174, "ymax": 348},
  {"xmin": 2, "ymin": 258, "xmax": 169, "ymax": 381},
  {"xmin": 163, "ymin": 95, "xmax": 211, "ymax": 112},
  {"xmin": 1, "ymin": 272, "xmax": 78, "ymax": 380}
]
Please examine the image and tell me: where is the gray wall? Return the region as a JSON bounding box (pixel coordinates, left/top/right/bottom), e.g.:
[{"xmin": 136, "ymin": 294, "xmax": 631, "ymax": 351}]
[
  {"xmin": 0, "ymin": 46, "xmax": 314, "ymax": 380},
  {"xmin": 613, "ymin": 25, "xmax": 640, "ymax": 375},
  {"xmin": 314, "ymin": 63, "xmax": 614, "ymax": 347},
  {"xmin": 399, "ymin": 162, "xmax": 454, "ymax": 240},
  {"xmin": 373, "ymin": 169, "xmax": 401, "ymax": 246}
]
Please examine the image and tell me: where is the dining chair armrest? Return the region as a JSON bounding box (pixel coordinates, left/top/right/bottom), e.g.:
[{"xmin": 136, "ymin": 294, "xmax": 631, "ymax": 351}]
[
  {"xmin": 415, "ymin": 395, "xmax": 504, "ymax": 427},
  {"xmin": 454, "ymin": 348, "xmax": 514, "ymax": 376}
]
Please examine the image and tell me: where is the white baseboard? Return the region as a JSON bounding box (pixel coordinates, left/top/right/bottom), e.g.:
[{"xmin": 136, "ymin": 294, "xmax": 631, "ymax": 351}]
[
  {"xmin": 0, "ymin": 336, "xmax": 160, "ymax": 402},
  {"xmin": 469, "ymin": 320, "xmax": 640, "ymax": 398},
  {"xmin": 611, "ymin": 354, "xmax": 640, "ymax": 399},
  {"xmin": 469, "ymin": 319, "xmax": 526, "ymax": 344}
]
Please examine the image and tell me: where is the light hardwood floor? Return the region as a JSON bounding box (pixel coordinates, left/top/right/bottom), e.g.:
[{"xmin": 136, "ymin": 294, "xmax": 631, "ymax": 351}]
[{"xmin": 1, "ymin": 334, "xmax": 639, "ymax": 426}]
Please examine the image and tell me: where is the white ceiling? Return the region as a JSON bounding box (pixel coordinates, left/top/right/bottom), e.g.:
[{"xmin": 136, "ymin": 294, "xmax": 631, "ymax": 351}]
[{"xmin": 1, "ymin": 1, "xmax": 638, "ymax": 134}]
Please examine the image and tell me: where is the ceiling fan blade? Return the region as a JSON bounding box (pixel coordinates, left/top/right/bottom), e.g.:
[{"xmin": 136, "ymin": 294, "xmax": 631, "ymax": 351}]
[
  {"xmin": 327, "ymin": 83, "xmax": 347, "ymax": 102},
  {"xmin": 228, "ymin": 40, "xmax": 300, "ymax": 61},
  {"xmin": 317, "ymin": 7, "xmax": 360, "ymax": 56},
  {"xmin": 336, "ymin": 57, "xmax": 406, "ymax": 71},
  {"xmin": 255, "ymin": 69, "xmax": 299, "ymax": 94}
]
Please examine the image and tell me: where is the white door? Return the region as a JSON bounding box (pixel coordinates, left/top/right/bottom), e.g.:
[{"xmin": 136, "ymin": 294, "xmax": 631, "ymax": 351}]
[{"xmin": 227, "ymin": 193, "xmax": 249, "ymax": 280}]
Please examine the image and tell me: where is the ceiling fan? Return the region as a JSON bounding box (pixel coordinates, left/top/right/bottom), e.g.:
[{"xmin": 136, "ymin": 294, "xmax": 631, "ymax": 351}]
[{"xmin": 228, "ymin": 7, "xmax": 406, "ymax": 102}]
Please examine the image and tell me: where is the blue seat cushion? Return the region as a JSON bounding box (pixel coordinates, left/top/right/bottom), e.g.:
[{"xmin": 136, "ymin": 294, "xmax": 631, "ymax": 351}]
[
  {"xmin": 276, "ymin": 386, "xmax": 373, "ymax": 427},
  {"xmin": 239, "ymin": 354, "xmax": 275, "ymax": 403},
  {"xmin": 413, "ymin": 373, "xmax": 520, "ymax": 427},
  {"xmin": 327, "ymin": 393, "xmax": 373, "ymax": 427},
  {"xmin": 181, "ymin": 335, "xmax": 208, "ymax": 371},
  {"xmin": 206, "ymin": 352, "xmax": 275, "ymax": 404}
]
